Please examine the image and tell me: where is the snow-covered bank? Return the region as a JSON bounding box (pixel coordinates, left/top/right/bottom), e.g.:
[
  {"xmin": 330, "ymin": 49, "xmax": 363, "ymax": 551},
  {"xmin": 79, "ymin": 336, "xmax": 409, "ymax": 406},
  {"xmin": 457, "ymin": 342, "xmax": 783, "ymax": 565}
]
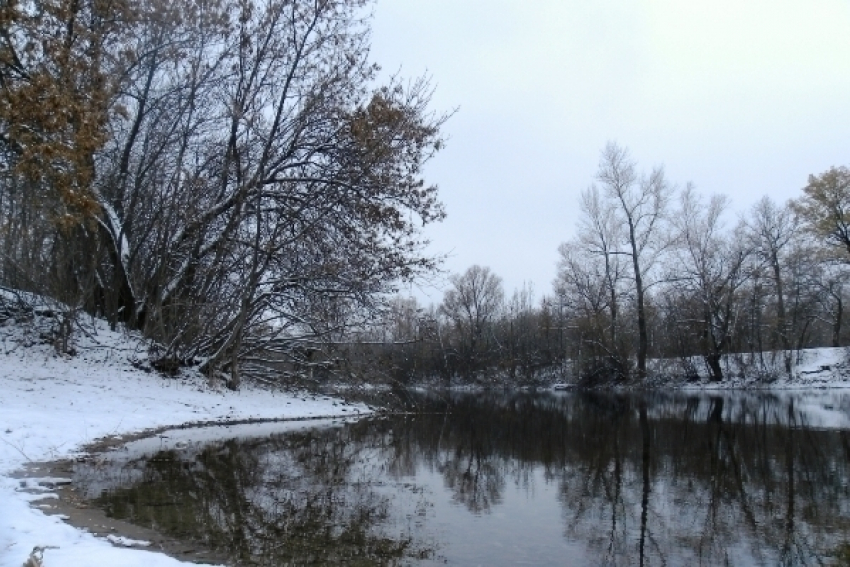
[
  {"xmin": 644, "ymin": 346, "xmax": 850, "ymax": 389},
  {"xmin": 0, "ymin": 316, "xmax": 370, "ymax": 567}
]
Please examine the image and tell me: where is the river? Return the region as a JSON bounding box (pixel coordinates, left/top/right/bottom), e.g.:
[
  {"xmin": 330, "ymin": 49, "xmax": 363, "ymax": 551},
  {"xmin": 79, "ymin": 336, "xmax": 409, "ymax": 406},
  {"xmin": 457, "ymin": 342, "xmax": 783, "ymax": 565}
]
[{"xmin": 71, "ymin": 390, "xmax": 850, "ymax": 566}]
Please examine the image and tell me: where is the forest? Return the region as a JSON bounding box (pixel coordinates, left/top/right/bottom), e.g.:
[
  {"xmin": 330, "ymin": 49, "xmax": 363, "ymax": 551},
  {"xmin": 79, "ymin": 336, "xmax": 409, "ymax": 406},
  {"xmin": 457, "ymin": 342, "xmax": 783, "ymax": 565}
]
[{"xmin": 1, "ymin": 0, "xmax": 848, "ymax": 388}]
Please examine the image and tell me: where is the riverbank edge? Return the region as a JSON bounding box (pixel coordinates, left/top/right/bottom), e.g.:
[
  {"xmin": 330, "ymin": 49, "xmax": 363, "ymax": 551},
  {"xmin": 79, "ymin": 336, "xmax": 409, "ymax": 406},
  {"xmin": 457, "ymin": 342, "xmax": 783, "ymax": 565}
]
[
  {"xmin": 0, "ymin": 313, "xmax": 377, "ymax": 567},
  {"xmin": 13, "ymin": 413, "xmax": 379, "ymax": 567},
  {"xmin": 397, "ymin": 346, "xmax": 850, "ymax": 391},
  {"xmin": 3, "ymin": 399, "xmax": 377, "ymax": 567}
]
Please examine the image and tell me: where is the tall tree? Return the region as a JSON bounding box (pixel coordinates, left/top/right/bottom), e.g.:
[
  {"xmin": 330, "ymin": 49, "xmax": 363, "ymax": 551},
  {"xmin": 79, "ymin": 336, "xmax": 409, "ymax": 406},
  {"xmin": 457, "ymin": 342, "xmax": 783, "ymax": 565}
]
[
  {"xmin": 671, "ymin": 185, "xmax": 749, "ymax": 381},
  {"xmin": 595, "ymin": 142, "xmax": 672, "ymax": 380},
  {"xmin": 0, "ymin": 0, "xmax": 448, "ymax": 387},
  {"xmin": 555, "ymin": 186, "xmax": 630, "ymax": 380},
  {"xmin": 745, "ymin": 196, "xmax": 798, "ymax": 375}
]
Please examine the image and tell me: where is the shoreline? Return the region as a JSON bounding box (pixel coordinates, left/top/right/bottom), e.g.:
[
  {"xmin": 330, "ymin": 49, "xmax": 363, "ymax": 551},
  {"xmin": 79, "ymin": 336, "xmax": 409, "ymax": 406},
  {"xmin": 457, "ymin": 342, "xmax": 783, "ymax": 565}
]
[
  {"xmin": 2, "ymin": 388, "xmax": 373, "ymax": 567},
  {"xmin": 0, "ymin": 315, "xmax": 373, "ymax": 567},
  {"xmin": 13, "ymin": 415, "xmax": 371, "ymax": 567}
]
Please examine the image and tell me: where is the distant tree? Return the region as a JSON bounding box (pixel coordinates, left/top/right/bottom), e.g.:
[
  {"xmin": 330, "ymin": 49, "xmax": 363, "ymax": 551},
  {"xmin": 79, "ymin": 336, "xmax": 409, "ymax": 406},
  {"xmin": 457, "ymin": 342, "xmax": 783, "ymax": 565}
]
[
  {"xmin": 744, "ymin": 197, "xmax": 798, "ymax": 374},
  {"xmin": 783, "ymin": 238, "xmax": 824, "ymax": 352},
  {"xmin": 555, "ymin": 238, "xmax": 629, "ymax": 381},
  {"xmin": 440, "ymin": 265, "xmax": 504, "ymax": 378},
  {"xmin": 792, "ymin": 166, "xmax": 850, "ymax": 256},
  {"xmin": 499, "ymin": 283, "xmax": 538, "ymax": 380},
  {"xmin": 576, "ymin": 186, "xmax": 629, "ymax": 363},
  {"xmin": 808, "ymin": 255, "xmax": 849, "ymax": 348}
]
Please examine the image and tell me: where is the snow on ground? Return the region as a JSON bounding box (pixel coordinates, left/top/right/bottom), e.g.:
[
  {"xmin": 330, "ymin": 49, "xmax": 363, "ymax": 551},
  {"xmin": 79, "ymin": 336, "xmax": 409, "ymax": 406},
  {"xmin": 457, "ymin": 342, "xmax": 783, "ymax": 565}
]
[
  {"xmin": 0, "ymin": 310, "xmax": 369, "ymax": 567},
  {"xmin": 645, "ymin": 346, "xmax": 850, "ymax": 389}
]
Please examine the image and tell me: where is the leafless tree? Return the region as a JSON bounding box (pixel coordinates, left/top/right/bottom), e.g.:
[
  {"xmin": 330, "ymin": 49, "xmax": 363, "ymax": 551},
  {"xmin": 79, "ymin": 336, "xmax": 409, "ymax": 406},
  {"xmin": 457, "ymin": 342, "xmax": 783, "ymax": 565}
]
[
  {"xmin": 670, "ymin": 185, "xmax": 749, "ymax": 380},
  {"xmin": 439, "ymin": 265, "xmax": 504, "ymax": 378},
  {"xmin": 499, "ymin": 283, "xmax": 539, "ymax": 380},
  {"xmin": 806, "ymin": 253, "xmax": 850, "ymax": 347},
  {"xmin": 555, "ymin": 238, "xmax": 629, "ymax": 381},
  {"xmin": 595, "ymin": 142, "xmax": 672, "ymax": 380},
  {"xmin": 744, "ymin": 197, "xmax": 798, "ymax": 375}
]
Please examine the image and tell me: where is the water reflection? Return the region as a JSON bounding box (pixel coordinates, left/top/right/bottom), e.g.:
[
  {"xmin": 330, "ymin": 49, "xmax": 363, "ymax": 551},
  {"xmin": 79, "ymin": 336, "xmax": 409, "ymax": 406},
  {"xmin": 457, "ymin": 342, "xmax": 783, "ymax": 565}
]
[
  {"xmin": 76, "ymin": 423, "xmax": 436, "ymax": 565},
  {"xmin": 75, "ymin": 391, "xmax": 850, "ymax": 566}
]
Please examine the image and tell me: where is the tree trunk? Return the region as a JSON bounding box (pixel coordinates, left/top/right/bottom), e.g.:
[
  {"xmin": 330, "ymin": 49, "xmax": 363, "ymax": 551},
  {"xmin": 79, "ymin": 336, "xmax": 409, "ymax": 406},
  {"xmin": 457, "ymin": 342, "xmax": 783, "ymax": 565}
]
[
  {"xmin": 706, "ymin": 352, "xmax": 723, "ymax": 382},
  {"xmin": 770, "ymin": 253, "xmax": 791, "ymax": 375},
  {"xmin": 834, "ymin": 294, "xmax": 842, "ymax": 347},
  {"xmin": 628, "ymin": 220, "xmax": 648, "ymax": 380}
]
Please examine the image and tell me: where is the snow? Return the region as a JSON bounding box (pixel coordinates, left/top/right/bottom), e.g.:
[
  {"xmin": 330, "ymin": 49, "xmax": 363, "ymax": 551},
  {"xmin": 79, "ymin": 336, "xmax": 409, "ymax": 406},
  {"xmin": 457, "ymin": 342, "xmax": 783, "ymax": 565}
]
[
  {"xmin": 0, "ymin": 311, "xmax": 369, "ymax": 567},
  {"xmin": 105, "ymin": 535, "xmax": 151, "ymax": 547},
  {"xmin": 645, "ymin": 346, "xmax": 850, "ymax": 388}
]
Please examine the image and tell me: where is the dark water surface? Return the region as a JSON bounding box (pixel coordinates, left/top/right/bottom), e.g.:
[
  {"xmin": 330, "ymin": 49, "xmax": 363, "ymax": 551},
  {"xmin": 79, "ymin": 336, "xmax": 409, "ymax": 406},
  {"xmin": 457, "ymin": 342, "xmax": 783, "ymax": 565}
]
[{"xmin": 73, "ymin": 391, "xmax": 850, "ymax": 566}]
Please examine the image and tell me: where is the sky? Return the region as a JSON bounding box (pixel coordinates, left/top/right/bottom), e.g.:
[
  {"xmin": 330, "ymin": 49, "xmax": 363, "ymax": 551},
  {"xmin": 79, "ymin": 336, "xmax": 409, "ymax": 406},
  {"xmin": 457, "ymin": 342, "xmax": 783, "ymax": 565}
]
[{"xmin": 368, "ymin": 0, "xmax": 850, "ymax": 305}]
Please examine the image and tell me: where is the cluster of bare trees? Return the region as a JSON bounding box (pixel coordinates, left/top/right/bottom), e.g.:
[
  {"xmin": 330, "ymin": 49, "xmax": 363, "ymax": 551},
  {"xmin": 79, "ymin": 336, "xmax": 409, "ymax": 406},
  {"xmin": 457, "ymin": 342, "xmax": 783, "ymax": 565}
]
[
  {"xmin": 556, "ymin": 144, "xmax": 850, "ymax": 383},
  {"xmin": 356, "ymin": 146, "xmax": 850, "ymax": 385},
  {"xmin": 0, "ymin": 0, "xmax": 446, "ymax": 387},
  {"xmin": 343, "ymin": 269, "xmax": 563, "ymax": 384}
]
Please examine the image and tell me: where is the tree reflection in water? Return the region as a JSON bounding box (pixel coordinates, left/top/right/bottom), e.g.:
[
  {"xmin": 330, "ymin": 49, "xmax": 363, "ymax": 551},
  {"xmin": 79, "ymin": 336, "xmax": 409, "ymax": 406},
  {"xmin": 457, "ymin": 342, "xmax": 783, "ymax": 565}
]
[
  {"xmin": 75, "ymin": 391, "xmax": 850, "ymax": 566},
  {"xmin": 75, "ymin": 426, "xmax": 435, "ymax": 566}
]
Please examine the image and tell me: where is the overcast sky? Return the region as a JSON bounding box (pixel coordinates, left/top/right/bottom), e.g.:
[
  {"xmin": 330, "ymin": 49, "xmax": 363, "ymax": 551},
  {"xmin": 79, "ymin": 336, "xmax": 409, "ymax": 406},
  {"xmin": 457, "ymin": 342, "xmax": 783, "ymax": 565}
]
[{"xmin": 368, "ymin": 0, "xmax": 850, "ymax": 305}]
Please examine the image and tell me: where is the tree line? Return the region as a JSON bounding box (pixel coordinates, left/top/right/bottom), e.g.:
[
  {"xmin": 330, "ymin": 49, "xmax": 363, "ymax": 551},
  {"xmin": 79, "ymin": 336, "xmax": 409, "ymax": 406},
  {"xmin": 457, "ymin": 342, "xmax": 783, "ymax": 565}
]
[
  {"xmin": 0, "ymin": 0, "xmax": 447, "ymax": 388},
  {"xmin": 353, "ymin": 144, "xmax": 850, "ymax": 386}
]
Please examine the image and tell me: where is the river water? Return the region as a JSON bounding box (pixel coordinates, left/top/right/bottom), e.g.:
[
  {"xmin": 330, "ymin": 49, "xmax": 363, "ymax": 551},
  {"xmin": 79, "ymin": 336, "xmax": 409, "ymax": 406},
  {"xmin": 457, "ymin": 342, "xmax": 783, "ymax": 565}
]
[{"xmin": 72, "ymin": 390, "xmax": 850, "ymax": 566}]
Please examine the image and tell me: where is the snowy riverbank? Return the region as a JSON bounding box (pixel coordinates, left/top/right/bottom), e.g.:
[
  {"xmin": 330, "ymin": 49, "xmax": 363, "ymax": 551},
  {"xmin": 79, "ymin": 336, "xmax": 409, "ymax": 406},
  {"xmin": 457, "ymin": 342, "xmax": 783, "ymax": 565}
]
[
  {"xmin": 0, "ymin": 315, "xmax": 369, "ymax": 567},
  {"xmin": 643, "ymin": 346, "xmax": 850, "ymax": 389}
]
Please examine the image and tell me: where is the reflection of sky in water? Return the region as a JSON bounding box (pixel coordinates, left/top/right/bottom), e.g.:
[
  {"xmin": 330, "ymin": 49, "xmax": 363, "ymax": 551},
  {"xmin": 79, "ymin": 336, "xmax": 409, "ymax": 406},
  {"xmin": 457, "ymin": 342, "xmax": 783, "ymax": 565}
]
[
  {"xmin": 414, "ymin": 467, "xmax": 582, "ymax": 566},
  {"xmin": 73, "ymin": 391, "xmax": 850, "ymax": 566}
]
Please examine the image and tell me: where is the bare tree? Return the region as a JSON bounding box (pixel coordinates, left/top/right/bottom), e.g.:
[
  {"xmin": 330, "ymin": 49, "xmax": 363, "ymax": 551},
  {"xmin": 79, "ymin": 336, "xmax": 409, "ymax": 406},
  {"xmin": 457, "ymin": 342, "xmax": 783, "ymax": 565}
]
[
  {"xmin": 806, "ymin": 253, "xmax": 849, "ymax": 347},
  {"xmin": 555, "ymin": 236, "xmax": 629, "ymax": 381},
  {"xmin": 500, "ymin": 283, "xmax": 538, "ymax": 380},
  {"xmin": 578, "ymin": 186, "xmax": 629, "ymax": 359},
  {"xmin": 744, "ymin": 197, "xmax": 798, "ymax": 375},
  {"xmin": 671, "ymin": 185, "xmax": 749, "ymax": 381},
  {"xmin": 595, "ymin": 142, "xmax": 672, "ymax": 380},
  {"xmin": 440, "ymin": 265, "xmax": 504, "ymax": 378}
]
